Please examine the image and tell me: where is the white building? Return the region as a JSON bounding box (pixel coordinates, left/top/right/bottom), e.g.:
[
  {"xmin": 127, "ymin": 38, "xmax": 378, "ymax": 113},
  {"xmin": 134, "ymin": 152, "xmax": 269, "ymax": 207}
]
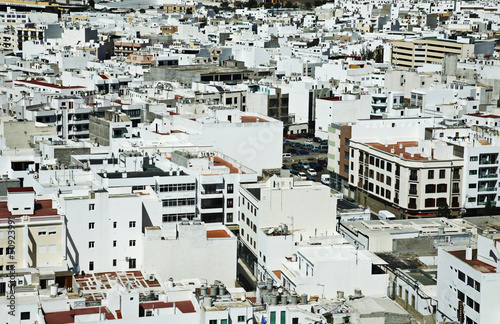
[{"xmin": 437, "ymin": 235, "xmax": 500, "ymax": 324}]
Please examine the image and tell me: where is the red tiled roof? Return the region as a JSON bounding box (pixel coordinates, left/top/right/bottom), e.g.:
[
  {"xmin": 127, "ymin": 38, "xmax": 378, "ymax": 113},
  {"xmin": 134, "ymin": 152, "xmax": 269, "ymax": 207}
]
[
  {"xmin": 367, "ymin": 141, "xmax": 435, "ymax": 161},
  {"xmin": 7, "ymin": 187, "xmax": 34, "ymax": 193},
  {"xmin": 141, "ymin": 301, "xmax": 196, "ymax": 313},
  {"xmin": 45, "ymin": 307, "xmax": 115, "ymax": 324},
  {"xmin": 16, "ymin": 79, "xmax": 85, "ymax": 89},
  {"xmin": 449, "ymin": 249, "xmax": 497, "ymax": 273},
  {"xmin": 272, "ymin": 270, "xmax": 282, "ymax": 280},
  {"xmin": 99, "ymin": 74, "xmax": 108, "ymax": 80},
  {"xmin": 0, "ymin": 200, "xmax": 57, "ymax": 218},
  {"xmin": 207, "ymin": 229, "xmax": 231, "ymax": 239}
]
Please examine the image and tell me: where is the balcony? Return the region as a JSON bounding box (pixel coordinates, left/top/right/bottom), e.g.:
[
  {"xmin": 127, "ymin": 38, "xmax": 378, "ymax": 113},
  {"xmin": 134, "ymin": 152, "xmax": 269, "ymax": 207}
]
[
  {"xmin": 479, "ymin": 174, "xmax": 497, "ymax": 179},
  {"xmin": 479, "ymin": 160, "xmax": 498, "ymax": 165},
  {"xmin": 478, "ymin": 187, "xmax": 497, "ymax": 192}
]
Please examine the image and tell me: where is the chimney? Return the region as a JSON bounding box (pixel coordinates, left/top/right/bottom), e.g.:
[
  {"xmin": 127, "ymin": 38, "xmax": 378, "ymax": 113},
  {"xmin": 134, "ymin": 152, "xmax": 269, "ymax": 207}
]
[{"xmin": 465, "ymin": 246, "xmax": 473, "ymax": 260}]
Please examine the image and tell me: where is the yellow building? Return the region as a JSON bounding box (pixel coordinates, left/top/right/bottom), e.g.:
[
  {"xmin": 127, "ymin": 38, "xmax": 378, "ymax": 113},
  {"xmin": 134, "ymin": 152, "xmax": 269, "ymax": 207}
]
[
  {"xmin": 0, "ymin": 188, "xmax": 66, "ymax": 271},
  {"xmin": 163, "ymin": 4, "xmax": 195, "ymax": 14},
  {"xmin": 391, "ymin": 38, "xmax": 475, "ymax": 69}
]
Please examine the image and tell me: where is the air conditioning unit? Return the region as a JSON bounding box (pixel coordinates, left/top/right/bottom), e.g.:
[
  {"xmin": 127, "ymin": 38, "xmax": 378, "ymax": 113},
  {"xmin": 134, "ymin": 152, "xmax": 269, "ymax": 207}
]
[
  {"xmin": 148, "ymin": 275, "xmax": 155, "ymax": 282},
  {"xmin": 125, "ymin": 257, "xmax": 130, "ymax": 261}
]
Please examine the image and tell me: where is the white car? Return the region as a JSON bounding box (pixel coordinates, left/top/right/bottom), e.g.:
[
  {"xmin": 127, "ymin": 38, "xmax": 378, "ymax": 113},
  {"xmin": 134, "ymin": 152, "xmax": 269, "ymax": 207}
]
[
  {"xmin": 305, "ymin": 140, "xmax": 313, "ymax": 145},
  {"xmin": 298, "ymin": 172, "xmax": 307, "ymax": 180},
  {"xmin": 307, "ymin": 168, "xmax": 317, "ymax": 176}
]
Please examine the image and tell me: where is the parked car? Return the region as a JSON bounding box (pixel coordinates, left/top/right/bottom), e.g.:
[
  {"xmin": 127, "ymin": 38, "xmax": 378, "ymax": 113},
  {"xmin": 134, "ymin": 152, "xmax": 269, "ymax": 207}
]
[
  {"xmin": 307, "ymin": 168, "xmax": 317, "ymax": 176},
  {"xmin": 313, "ymin": 137, "xmax": 322, "ymax": 143},
  {"xmin": 321, "ymin": 174, "xmax": 330, "ymax": 185},
  {"xmin": 286, "ymin": 134, "xmax": 298, "ymax": 140},
  {"xmin": 321, "ymin": 139, "xmax": 328, "ymax": 145},
  {"xmin": 287, "ymin": 148, "xmax": 297, "ymax": 154},
  {"xmin": 317, "ymin": 159, "xmax": 327, "ymax": 167},
  {"xmin": 296, "ymin": 150, "xmax": 310, "ymax": 155},
  {"xmin": 290, "ymin": 169, "xmax": 299, "ymax": 176},
  {"xmin": 305, "ymin": 140, "xmax": 313, "ymax": 145},
  {"xmin": 291, "ymin": 163, "xmax": 301, "ymax": 170},
  {"xmin": 298, "ymin": 172, "xmax": 307, "ymax": 180},
  {"xmin": 309, "ymin": 162, "xmax": 323, "ymax": 172},
  {"xmin": 306, "ymin": 176, "xmax": 316, "ymax": 182},
  {"xmin": 296, "ymin": 133, "xmax": 305, "ymax": 138},
  {"xmin": 304, "ymin": 143, "xmax": 314, "ymax": 150},
  {"xmin": 319, "ymin": 144, "xmax": 328, "ymax": 152},
  {"xmin": 283, "ymin": 153, "xmax": 292, "ymax": 158},
  {"xmin": 292, "ymin": 142, "xmax": 303, "ymax": 148},
  {"xmin": 282, "ymin": 164, "xmax": 288, "ymax": 169},
  {"xmin": 298, "ymin": 161, "xmax": 310, "ymax": 169},
  {"xmin": 283, "ymin": 140, "xmax": 292, "ymax": 145},
  {"xmin": 312, "ymin": 146, "xmax": 320, "ymax": 152}
]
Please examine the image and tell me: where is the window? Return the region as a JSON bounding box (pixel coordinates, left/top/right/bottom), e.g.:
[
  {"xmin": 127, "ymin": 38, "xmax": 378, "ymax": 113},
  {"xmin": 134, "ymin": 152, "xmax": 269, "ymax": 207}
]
[
  {"xmin": 227, "ymin": 198, "xmax": 233, "ymax": 208},
  {"xmin": 129, "ymin": 258, "xmax": 136, "ymax": 269},
  {"xmin": 458, "ymin": 271, "xmax": 465, "ymax": 281},
  {"xmin": 48, "ymin": 227, "xmax": 56, "ymax": 235},
  {"xmin": 89, "ymin": 241, "xmax": 95, "ymax": 248},
  {"xmin": 409, "ymin": 184, "xmax": 417, "ymax": 195},
  {"xmin": 466, "ymin": 297, "xmax": 473, "ymax": 308},
  {"xmin": 89, "ymin": 222, "xmax": 95, "ymax": 230},
  {"xmin": 113, "ymin": 222, "xmax": 117, "ymax": 228},
  {"xmin": 469, "ymin": 183, "xmax": 477, "ymax": 189},
  {"xmin": 387, "ymin": 163, "xmax": 392, "ymax": 172},
  {"xmin": 467, "ymin": 276, "xmax": 474, "ymax": 287},
  {"xmin": 209, "ymin": 320, "xmax": 217, "ymax": 324},
  {"xmin": 469, "ymin": 170, "xmax": 477, "ymax": 175},
  {"xmin": 113, "ymin": 240, "xmax": 117, "ymax": 247},
  {"xmin": 439, "ymin": 170, "xmax": 446, "ymax": 179},
  {"xmin": 20, "ymin": 312, "xmax": 30, "ymax": 320},
  {"xmin": 129, "ymin": 240, "xmax": 136, "ymax": 247},
  {"xmin": 457, "ymin": 290, "xmax": 465, "ymax": 302},
  {"xmin": 386, "ymin": 177, "xmax": 391, "ymax": 185},
  {"xmin": 0, "ymin": 248, "xmax": 3, "ymax": 255},
  {"xmin": 89, "ymin": 261, "xmax": 94, "ymax": 271},
  {"xmin": 38, "ymin": 228, "xmax": 47, "ymax": 235},
  {"xmin": 474, "ymin": 301, "xmax": 480, "ymax": 313},
  {"xmin": 227, "ymin": 213, "xmax": 233, "ymax": 222},
  {"xmin": 398, "ymin": 285, "xmax": 402, "ymax": 297},
  {"xmin": 89, "ymin": 204, "xmax": 95, "ymax": 210},
  {"xmin": 129, "ymin": 221, "xmax": 136, "ymax": 228},
  {"xmin": 425, "ymin": 184, "xmax": 436, "ymax": 193},
  {"xmin": 428, "ymin": 170, "xmax": 434, "ymax": 179},
  {"xmin": 238, "ymin": 316, "xmax": 245, "ymax": 322},
  {"xmin": 437, "ymin": 184, "xmax": 447, "ymax": 193},
  {"xmin": 474, "ymin": 281, "xmax": 480, "ymax": 292},
  {"xmin": 113, "ymin": 259, "xmax": 117, "ymax": 267},
  {"xmin": 227, "ymin": 184, "xmax": 234, "ymax": 194},
  {"xmin": 470, "ymin": 156, "xmax": 478, "ymax": 162},
  {"xmin": 425, "ymin": 198, "xmax": 435, "ymax": 208}
]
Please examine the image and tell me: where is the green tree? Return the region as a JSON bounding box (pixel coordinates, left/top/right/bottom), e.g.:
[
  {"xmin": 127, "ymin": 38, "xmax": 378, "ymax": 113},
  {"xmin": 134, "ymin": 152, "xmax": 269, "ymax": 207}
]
[
  {"xmin": 285, "ymin": 1, "xmax": 293, "ymax": 8},
  {"xmin": 484, "ymin": 200, "xmax": 498, "ymax": 216},
  {"xmin": 247, "ymin": 0, "xmax": 258, "ymax": 7},
  {"xmin": 220, "ymin": 1, "xmax": 230, "ymax": 11},
  {"xmin": 314, "ymin": 0, "xmax": 323, "ymax": 7},
  {"xmin": 88, "ymin": 0, "xmax": 95, "ymax": 9},
  {"xmin": 437, "ymin": 202, "xmax": 451, "ymax": 218},
  {"xmin": 304, "ymin": 2, "xmax": 312, "ymax": 10},
  {"xmin": 375, "ymin": 47, "xmax": 383, "ymax": 63}
]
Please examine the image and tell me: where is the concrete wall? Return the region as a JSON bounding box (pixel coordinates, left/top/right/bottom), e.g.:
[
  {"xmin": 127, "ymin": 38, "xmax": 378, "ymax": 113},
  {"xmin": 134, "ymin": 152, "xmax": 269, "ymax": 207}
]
[
  {"xmin": 89, "ymin": 116, "xmax": 110, "ymax": 146},
  {"xmin": 392, "ymin": 236, "xmax": 434, "ymax": 252}
]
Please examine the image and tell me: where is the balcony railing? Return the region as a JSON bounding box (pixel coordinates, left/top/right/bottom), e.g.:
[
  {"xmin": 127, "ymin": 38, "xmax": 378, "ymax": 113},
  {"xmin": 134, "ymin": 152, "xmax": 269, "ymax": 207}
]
[
  {"xmin": 478, "ymin": 187, "xmax": 497, "ymax": 192},
  {"xmin": 479, "ymin": 174, "xmax": 497, "ymax": 179},
  {"xmin": 479, "ymin": 160, "xmax": 498, "ymax": 165}
]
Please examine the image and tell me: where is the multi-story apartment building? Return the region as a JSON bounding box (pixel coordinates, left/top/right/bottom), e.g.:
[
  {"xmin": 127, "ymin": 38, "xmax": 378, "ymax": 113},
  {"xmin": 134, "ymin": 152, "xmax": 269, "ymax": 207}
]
[
  {"xmin": 349, "ymin": 139, "xmax": 463, "ymax": 218},
  {"xmin": 0, "ymin": 187, "xmax": 66, "ymax": 271},
  {"xmin": 238, "ymin": 175, "xmax": 337, "ymax": 286},
  {"xmin": 391, "ymin": 38, "xmax": 475, "ymax": 69},
  {"xmin": 56, "ymin": 188, "xmax": 144, "ymax": 273},
  {"xmin": 437, "ymin": 234, "xmax": 500, "ymax": 324}
]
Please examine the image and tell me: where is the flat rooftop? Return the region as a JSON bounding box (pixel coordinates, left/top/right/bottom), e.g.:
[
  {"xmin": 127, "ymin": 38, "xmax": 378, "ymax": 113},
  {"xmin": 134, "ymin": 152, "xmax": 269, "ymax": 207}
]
[
  {"xmin": 448, "ymin": 249, "xmax": 497, "ymax": 273},
  {"xmin": 141, "ymin": 300, "xmax": 196, "ymax": 313},
  {"xmin": 75, "ymin": 271, "xmax": 162, "ymax": 301},
  {"xmin": 366, "ymin": 141, "xmax": 435, "ymax": 161},
  {"xmin": 0, "ymin": 200, "xmax": 58, "ymax": 219},
  {"xmin": 206, "ymin": 229, "xmax": 231, "ymax": 239},
  {"xmin": 45, "ymin": 307, "xmax": 115, "ymax": 324}
]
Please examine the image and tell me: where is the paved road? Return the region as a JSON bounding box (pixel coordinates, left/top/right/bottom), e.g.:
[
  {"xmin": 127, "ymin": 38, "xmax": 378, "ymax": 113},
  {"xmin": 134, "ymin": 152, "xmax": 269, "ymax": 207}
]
[{"xmin": 282, "ymin": 138, "xmax": 329, "ymax": 182}]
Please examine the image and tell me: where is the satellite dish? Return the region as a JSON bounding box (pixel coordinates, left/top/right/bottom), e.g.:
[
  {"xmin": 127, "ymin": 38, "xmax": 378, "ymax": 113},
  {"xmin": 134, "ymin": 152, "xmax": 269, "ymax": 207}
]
[{"xmin": 268, "ymin": 228, "xmax": 275, "ymax": 235}]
